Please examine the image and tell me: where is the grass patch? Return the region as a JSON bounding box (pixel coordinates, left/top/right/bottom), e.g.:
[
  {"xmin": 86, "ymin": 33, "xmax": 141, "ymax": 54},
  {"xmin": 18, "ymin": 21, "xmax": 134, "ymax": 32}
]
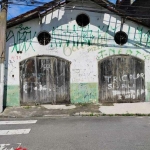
[
  {"xmin": 101, "ymin": 102, "xmax": 114, "ymax": 106},
  {"xmin": 102, "ymin": 113, "xmax": 106, "ymax": 116},
  {"xmin": 23, "ymin": 106, "xmax": 32, "ymax": 109},
  {"xmin": 75, "ymin": 103, "xmax": 92, "ymax": 107},
  {"xmin": 90, "ymin": 113, "xmax": 94, "ymax": 116}
]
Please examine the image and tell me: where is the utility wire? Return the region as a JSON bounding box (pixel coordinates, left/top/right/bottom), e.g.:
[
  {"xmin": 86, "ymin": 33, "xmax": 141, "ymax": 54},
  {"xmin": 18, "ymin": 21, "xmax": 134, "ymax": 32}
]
[
  {"xmin": 3, "ymin": 0, "xmax": 150, "ymax": 9},
  {"xmin": 5, "ymin": 0, "xmax": 150, "ymax": 20},
  {"xmin": 7, "ymin": 5, "xmax": 150, "ymax": 20},
  {"xmin": 6, "ymin": 2, "xmax": 150, "ymax": 12},
  {"xmin": 6, "ymin": 1, "xmax": 150, "ymax": 14}
]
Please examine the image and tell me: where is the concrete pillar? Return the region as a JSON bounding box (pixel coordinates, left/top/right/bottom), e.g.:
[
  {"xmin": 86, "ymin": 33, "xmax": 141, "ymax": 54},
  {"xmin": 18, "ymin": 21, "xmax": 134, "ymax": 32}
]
[{"xmin": 0, "ymin": 0, "xmax": 8, "ymax": 113}]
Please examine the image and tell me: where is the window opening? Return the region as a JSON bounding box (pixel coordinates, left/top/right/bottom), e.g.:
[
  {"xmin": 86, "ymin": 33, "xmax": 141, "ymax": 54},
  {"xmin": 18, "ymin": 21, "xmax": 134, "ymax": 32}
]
[
  {"xmin": 37, "ymin": 32, "xmax": 51, "ymax": 45},
  {"xmin": 76, "ymin": 14, "xmax": 90, "ymax": 27},
  {"xmin": 114, "ymin": 31, "xmax": 128, "ymax": 45}
]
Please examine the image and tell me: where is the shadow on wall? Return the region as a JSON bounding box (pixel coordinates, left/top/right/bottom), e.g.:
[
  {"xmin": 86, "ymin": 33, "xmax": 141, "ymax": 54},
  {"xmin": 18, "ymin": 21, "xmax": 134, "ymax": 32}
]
[
  {"xmin": 6, "ymin": 3, "xmax": 150, "ymax": 56},
  {"xmin": 3, "ymin": 85, "xmax": 7, "ymax": 109}
]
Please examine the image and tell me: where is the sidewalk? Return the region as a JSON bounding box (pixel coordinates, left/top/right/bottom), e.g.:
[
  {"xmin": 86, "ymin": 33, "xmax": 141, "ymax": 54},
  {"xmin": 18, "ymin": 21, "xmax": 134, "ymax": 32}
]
[{"xmin": 0, "ymin": 102, "xmax": 150, "ymax": 118}]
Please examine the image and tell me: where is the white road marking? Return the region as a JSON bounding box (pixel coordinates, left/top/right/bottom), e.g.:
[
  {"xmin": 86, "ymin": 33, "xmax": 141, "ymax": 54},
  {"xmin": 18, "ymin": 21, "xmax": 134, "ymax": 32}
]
[
  {"xmin": 0, "ymin": 129, "xmax": 31, "ymax": 135},
  {"xmin": 0, "ymin": 143, "xmax": 21, "ymax": 150},
  {"xmin": 0, "ymin": 120, "xmax": 37, "ymax": 125}
]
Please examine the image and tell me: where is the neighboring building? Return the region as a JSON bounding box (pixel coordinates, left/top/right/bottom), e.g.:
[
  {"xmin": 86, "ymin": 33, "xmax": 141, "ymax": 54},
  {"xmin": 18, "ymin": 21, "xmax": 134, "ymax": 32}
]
[
  {"xmin": 116, "ymin": 0, "xmax": 150, "ymax": 27},
  {"xmin": 5, "ymin": 0, "xmax": 150, "ymax": 106}
]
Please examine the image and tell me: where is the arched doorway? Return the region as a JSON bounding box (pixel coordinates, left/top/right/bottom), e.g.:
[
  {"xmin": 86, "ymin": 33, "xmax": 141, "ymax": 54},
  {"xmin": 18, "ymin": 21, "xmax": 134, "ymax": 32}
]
[
  {"xmin": 20, "ymin": 56, "xmax": 70, "ymax": 105},
  {"xmin": 98, "ymin": 55, "xmax": 145, "ymax": 103}
]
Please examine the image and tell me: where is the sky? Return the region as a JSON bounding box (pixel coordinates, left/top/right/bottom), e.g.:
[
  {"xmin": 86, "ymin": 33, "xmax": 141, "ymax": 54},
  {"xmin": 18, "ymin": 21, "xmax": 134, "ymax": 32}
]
[{"xmin": 6, "ymin": 0, "xmax": 117, "ymax": 20}]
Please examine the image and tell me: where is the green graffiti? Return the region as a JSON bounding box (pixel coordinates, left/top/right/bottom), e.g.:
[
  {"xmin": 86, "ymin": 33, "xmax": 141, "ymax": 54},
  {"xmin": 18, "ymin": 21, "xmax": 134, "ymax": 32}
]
[
  {"xmin": 136, "ymin": 50, "xmax": 141, "ymax": 56},
  {"xmin": 16, "ymin": 24, "xmax": 31, "ymax": 31},
  {"xmin": 109, "ymin": 49, "xmax": 115, "ymax": 55},
  {"xmin": 49, "ymin": 24, "xmax": 150, "ymax": 50},
  {"xmin": 143, "ymin": 54, "xmax": 150, "ymax": 60},
  {"xmin": 6, "ymin": 23, "xmax": 150, "ymax": 56},
  {"xmin": 97, "ymin": 49, "xmax": 106, "ymax": 60},
  {"xmin": 96, "ymin": 48, "xmax": 150, "ymax": 61},
  {"xmin": 118, "ymin": 49, "xmax": 122, "ymax": 54},
  {"xmin": 63, "ymin": 44, "xmax": 72, "ymax": 56},
  {"xmin": 126, "ymin": 49, "xmax": 132, "ymax": 55},
  {"xmin": 136, "ymin": 27, "xmax": 143, "ymax": 44},
  {"xmin": 6, "ymin": 24, "xmax": 36, "ymax": 53},
  {"xmin": 50, "ymin": 24, "xmax": 112, "ymax": 48},
  {"xmin": 145, "ymin": 30, "xmax": 150, "ymax": 47}
]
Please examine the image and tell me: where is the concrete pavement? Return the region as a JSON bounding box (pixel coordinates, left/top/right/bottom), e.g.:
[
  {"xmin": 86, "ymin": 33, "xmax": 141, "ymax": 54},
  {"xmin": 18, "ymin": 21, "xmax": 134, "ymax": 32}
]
[
  {"xmin": 100, "ymin": 102, "xmax": 150, "ymax": 115},
  {"xmin": 0, "ymin": 102, "xmax": 150, "ymax": 118}
]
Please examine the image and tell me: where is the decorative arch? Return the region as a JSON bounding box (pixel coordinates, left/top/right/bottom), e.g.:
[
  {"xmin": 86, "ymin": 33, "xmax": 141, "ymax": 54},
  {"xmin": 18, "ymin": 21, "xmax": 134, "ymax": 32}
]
[
  {"xmin": 20, "ymin": 55, "xmax": 71, "ymax": 105},
  {"xmin": 98, "ymin": 54, "xmax": 145, "ymax": 103}
]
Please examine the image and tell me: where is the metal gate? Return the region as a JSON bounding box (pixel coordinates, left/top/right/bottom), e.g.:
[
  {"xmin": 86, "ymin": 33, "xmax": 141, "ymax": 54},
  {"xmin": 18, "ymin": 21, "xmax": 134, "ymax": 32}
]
[
  {"xmin": 20, "ymin": 56, "xmax": 70, "ymax": 105},
  {"xmin": 98, "ymin": 55, "xmax": 145, "ymax": 103}
]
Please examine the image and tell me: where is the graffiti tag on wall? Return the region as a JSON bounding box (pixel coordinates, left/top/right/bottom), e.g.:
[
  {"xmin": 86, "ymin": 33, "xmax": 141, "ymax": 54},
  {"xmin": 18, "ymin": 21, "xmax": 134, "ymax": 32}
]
[
  {"xmin": 104, "ymin": 73, "xmax": 145, "ymax": 89},
  {"xmin": 6, "ymin": 24, "xmax": 36, "ymax": 53}
]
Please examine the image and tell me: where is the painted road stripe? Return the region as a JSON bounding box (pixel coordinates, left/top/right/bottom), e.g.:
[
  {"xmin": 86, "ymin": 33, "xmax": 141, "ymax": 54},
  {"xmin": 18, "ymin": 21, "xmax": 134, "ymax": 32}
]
[
  {"xmin": 0, "ymin": 143, "xmax": 21, "ymax": 149},
  {"xmin": 0, "ymin": 129, "xmax": 31, "ymax": 135},
  {"xmin": 0, "ymin": 120, "xmax": 37, "ymax": 125}
]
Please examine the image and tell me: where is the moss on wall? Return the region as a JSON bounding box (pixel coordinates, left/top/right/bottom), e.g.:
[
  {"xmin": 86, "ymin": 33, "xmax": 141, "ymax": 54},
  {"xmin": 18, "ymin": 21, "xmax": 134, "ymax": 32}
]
[
  {"xmin": 4, "ymin": 85, "xmax": 20, "ymax": 106},
  {"xmin": 4, "ymin": 82, "xmax": 149, "ymax": 106},
  {"xmin": 146, "ymin": 82, "xmax": 150, "ymax": 102},
  {"xmin": 71, "ymin": 83, "xmax": 98, "ymax": 103}
]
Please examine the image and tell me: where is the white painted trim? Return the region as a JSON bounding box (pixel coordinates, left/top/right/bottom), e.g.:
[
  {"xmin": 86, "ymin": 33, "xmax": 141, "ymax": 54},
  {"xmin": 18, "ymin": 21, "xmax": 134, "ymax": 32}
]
[
  {"xmin": 0, "ymin": 120, "xmax": 37, "ymax": 125},
  {"xmin": 0, "ymin": 129, "xmax": 31, "ymax": 135}
]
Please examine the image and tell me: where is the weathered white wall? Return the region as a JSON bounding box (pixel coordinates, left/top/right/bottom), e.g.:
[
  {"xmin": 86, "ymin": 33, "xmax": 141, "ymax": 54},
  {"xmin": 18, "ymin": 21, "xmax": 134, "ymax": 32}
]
[{"xmin": 5, "ymin": 0, "xmax": 150, "ymax": 106}]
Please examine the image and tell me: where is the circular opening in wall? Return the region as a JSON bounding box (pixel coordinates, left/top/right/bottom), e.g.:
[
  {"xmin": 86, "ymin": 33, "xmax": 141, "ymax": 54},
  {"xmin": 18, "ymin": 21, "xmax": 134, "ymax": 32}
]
[
  {"xmin": 37, "ymin": 31, "xmax": 51, "ymax": 45},
  {"xmin": 114, "ymin": 31, "xmax": 128, "ymax": 45},
  {"xmin": 76, "ymin": 14, "xmax": 90, "ymax": 27}
]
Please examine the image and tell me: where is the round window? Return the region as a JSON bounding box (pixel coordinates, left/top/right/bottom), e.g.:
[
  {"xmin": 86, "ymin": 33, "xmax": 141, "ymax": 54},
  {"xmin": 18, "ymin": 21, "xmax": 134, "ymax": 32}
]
[
  {"xmin": 114, "ymin": 31, "xmax": 128, "ymax": 45},
  {"xmin": 76, "ymin": 14, "xmax": 90, "ymax": 27},
  {"xmin": 37, "ymin": 31, "xmax": 51, "ymax": 45}
]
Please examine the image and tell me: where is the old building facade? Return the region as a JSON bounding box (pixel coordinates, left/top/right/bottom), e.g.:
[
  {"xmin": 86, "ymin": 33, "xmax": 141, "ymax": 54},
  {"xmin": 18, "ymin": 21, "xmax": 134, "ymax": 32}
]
[{"xmin": 5, "ymin": 0, "xmax": 150, "ymax": 106}]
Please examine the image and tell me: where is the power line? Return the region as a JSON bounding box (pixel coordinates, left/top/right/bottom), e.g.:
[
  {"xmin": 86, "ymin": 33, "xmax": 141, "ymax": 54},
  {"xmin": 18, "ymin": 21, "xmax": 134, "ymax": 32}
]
[
  {"xmin": 5, "ymin": 1, "xmax": 150, "ymax": 14},
  {"xmin": 5, "ymin": 0, "xmax": 150, "ymax": 20},
  {"xmin": 3, "ymin": 0, "xmax": 150, "ymax": 9}
]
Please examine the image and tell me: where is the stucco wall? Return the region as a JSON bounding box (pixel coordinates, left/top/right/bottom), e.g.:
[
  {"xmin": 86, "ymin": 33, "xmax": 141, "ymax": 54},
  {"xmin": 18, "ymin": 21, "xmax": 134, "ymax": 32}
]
[{"xmin": 5, "ymin": 1, "xmax": 150, "ymax": 106}]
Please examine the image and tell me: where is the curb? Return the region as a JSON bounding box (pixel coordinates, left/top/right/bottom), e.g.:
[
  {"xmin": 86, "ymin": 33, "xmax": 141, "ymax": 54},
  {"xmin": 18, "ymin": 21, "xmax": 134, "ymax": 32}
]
[
  {"xmin": 73, "ymin": 112, "xmax": 101, "ymax": 116},
  {"xmin": 43, "ymin": 114, "xmax": 70, "ymax": 117},
  {"xmin": 1, "ymin": 112, "xmax": 150, "ymax": 118}
]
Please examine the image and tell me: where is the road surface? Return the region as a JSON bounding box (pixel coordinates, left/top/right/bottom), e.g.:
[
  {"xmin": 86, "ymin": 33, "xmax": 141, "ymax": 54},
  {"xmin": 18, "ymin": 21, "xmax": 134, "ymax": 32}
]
[{"xmin": 0, "ymin": 116, "xmax": 150, "ymax": 150}]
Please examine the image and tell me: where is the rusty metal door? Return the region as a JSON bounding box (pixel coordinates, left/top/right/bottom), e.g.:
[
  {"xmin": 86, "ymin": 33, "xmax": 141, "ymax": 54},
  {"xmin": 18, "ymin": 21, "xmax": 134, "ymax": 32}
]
[
  {"xmin": 98, "ymin": 55, "xmax": 145, "ymax": 103},
  {"xmin": 20, "ymin": 56, "xmax": 70, "ymax": 105}
]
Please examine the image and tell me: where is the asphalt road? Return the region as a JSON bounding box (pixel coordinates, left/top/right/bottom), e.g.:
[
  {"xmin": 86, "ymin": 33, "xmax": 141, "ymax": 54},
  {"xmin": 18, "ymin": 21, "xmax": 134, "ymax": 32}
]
[{"xmin": 0, "ymin": 116, "xmax": 150, "ymax": 150}]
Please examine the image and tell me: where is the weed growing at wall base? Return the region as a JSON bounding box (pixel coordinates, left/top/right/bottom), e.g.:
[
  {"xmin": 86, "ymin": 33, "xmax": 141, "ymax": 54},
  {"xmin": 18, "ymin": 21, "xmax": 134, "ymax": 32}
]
[{"xmin": 100, "ymin": 113, "xmax": 150, "ymax": 116}]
